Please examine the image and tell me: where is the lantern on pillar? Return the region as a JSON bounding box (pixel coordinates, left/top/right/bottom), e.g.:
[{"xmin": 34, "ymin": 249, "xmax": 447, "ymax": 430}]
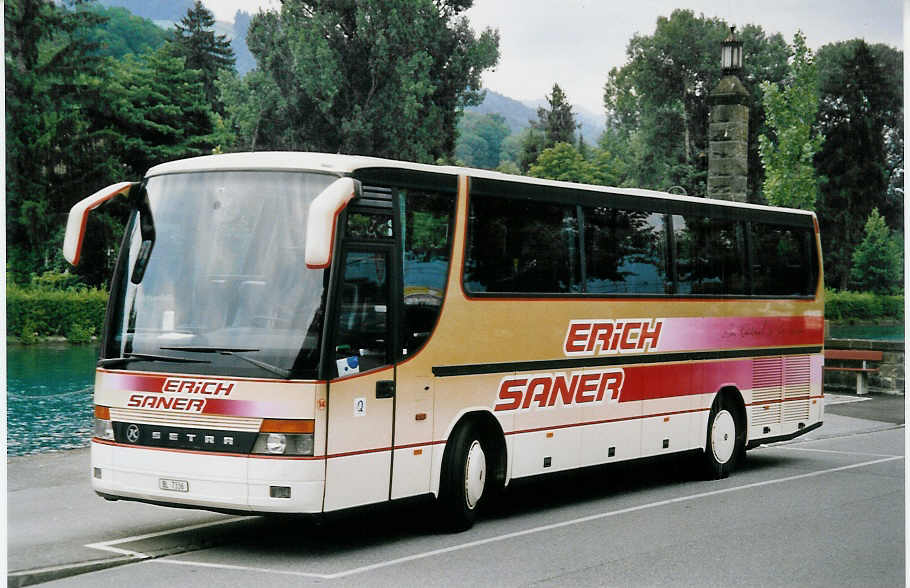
[{"xmin": 721, "ymin": 26, "xmax": 743, "ymax": 74}]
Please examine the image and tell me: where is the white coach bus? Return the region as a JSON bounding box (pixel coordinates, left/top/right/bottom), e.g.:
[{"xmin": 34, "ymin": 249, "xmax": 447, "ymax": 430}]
[{"xmin": 65, "ymin": 152, "xmax": 824, "ymax": 530}]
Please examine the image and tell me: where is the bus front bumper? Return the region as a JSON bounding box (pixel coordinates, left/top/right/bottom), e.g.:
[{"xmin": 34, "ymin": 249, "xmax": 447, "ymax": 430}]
[{"xmin": 91, "ymin": 441, "xmax": 326, "ymax": 514}]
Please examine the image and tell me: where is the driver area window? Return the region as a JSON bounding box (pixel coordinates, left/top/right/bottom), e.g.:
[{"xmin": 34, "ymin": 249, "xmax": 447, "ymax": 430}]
[{"xmin": 333, "ymin": 250, "xmax": 390, "ymax": 376}]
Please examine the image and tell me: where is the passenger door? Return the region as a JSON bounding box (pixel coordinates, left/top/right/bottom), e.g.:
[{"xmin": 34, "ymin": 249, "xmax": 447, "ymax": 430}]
[{"xmin": 323, "ymin": 246, "xmax": 398, "ymax": 511}]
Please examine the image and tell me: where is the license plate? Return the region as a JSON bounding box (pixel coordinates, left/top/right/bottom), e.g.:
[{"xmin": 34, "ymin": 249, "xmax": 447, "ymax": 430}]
[{"xmin": 159, "ymin": 478, "xmax": 189, "ymax": 493}]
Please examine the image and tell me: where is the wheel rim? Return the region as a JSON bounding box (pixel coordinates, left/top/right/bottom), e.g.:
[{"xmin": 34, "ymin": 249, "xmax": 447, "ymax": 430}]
[
  {"xmin": 711, "ymin": 409, "xmax": 736, "ymax": 464},
  {"xmin": 464, "ymin": 440, "xmax": 486, "ymax": 510}
]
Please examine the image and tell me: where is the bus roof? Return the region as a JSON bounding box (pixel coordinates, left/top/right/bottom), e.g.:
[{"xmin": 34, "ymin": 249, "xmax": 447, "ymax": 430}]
[{"xmin": 145, "ymin": 151, "xmax": 815, "ymax": 219}]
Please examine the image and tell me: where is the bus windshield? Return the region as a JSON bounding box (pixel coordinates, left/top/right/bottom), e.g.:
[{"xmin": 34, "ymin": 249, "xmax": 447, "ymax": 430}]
[{"xmin": 104, "ymin": 170, "xmax": 337, "ymax": 379}]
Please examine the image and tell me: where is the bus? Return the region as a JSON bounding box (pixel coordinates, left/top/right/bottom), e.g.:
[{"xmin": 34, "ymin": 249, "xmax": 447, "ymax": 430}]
[{"xmin": 64, "ymin": 152, "xmax": 824, "ymax": 530}]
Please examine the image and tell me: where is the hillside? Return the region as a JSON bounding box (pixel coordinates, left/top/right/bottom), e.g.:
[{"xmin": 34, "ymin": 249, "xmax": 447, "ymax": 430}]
[
  {"xmin": 97, "ymin": 0, "xmax": 194, "ymax": 20},
  {"xmin": 467, "ymin": 90, "xmax": 604, "ymax": 141}
]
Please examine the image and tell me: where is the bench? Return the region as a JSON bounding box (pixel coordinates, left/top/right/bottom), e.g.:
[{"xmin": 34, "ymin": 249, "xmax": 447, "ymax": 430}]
[{"xmin": 823, "ymin": 349, "xmax": 884, "ymax": 395}]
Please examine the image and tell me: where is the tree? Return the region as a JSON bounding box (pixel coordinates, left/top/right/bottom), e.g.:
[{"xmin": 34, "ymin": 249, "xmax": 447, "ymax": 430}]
[
  {"xmin": 849, "ymin": 209, "xmax": 903, "ymax": 294},
  {"xmin": 603, "ymin": 10, "xmax": 789, "ymax": 196},
  {"xmin": 5, "ymin": 0, "xmax": 223, "ymax": 286},
  {"xmin": 224, "ymin": 0, "xmax": 499, "ymax": 163},
  {"xmin": 107, "ymin": 46, "xmax": 217, "ymax": 176},
  {"xmin": 528, "ymin": 142, "xmax": 623, "ymax": 187},
  {"xmin": 518, "ymin": 83, "xmax": 577, "ymax": 171},
  {"xmin": 5, "ymin": 0, "xmax": 118, "ymax": 283},
  {"xmin": 528, "ymin": 143, "xmax": 596, "ymax": 184},
  {"xmin": 539, "ymin": 83, "xmax": 577, "ymax": 145},
  {"xmin": 455, "ymin": 112, "xmax": 510, "ymax": 169},
  {"xmin": 758, "ymin": 31, "xmax": 824, "ymax": 210},
  {"xmin": 170, "ymin": 0, "xmax": 235, "ymax": 110},
  {"xmin": 516, "ymin": 126, "xmax": 546, "ymax": 173},
  {"xmin": 815, "ymin": 40, "xmax": 903, "ymax": 289}
]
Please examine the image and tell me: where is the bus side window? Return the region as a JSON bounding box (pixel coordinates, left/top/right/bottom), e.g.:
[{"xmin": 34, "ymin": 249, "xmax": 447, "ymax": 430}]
[
  {"xmin": 584, "ymin": 208, "xmax": 667, "ymax": 295},
  {"xmin": 673, "ymin": 215, "xmax": 747, "ymax": 296},
  {"xmin": 751, "ymin": 223, "xmax": 815, "ymax": 296},
  {"xmin": 399, "ymin": 190, "xmax": 455, "ymax": 357},
  {"xmin": 464, "ymin": 195, "xmax": 580, "ymax": 294}
]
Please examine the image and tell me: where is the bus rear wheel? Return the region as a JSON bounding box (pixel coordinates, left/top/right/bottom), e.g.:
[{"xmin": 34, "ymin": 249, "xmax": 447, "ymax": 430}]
[
  {"xmin": 438, "ymin": 424, "xmax": 488, "ymax": 531},
  {"xmin": 701, "ymin": 395, "xmax": 744, "ymax": 479}
]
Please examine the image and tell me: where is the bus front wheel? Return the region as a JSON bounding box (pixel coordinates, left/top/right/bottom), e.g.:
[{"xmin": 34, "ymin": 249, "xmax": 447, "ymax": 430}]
[
  {"xmin": 701, "ymin": 395, "xmax": 744, "ymax": 479},
  {"xmin": 438, "ymin": 424, "xmax": 488, "ymax": 531}
]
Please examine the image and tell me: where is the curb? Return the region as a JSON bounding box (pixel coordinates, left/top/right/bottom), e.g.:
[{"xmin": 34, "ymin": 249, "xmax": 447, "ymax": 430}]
[{"xmin": 7, "ymin": 556, "xmax": 143, "ymax": 588}]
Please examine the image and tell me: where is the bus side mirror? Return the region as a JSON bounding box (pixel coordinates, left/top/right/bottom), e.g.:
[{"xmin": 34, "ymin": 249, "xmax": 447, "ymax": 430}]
[
  {"xmin": 63, "ymin": 182, "xmax": 135, "ymax": 265},
  {"xmin": 305, "ymin": 177, "xmax": 361, "ymax": 269}
]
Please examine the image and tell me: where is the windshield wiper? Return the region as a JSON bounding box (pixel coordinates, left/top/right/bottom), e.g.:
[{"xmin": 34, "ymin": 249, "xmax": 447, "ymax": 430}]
[
  {"xmin": 160, "ymin": 346, "xmax": 291, "ymax": 379},
  {"xmin": 98, "ymin": 353, "xmax": 211, "ymax": 368}
]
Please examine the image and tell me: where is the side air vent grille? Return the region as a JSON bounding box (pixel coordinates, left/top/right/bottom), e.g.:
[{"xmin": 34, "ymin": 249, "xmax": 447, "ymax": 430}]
[{"xmin": 751, "ymin": 355, "xmax": 813, "ymax": 426}]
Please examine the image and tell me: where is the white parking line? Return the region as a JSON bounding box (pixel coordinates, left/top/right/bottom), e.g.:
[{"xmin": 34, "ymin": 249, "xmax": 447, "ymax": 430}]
[
  {"xmin": 85, "ymin": 517, "xmax": 256, "ymax": 558},
  {"xmin": 149, "ymin": 559, "xmax": 330, "ymax": 579},
  {"xmin": 771, "ymin": 446, "xmax": 903, "ymax": 458},
  {"xmin": 149, "ymin": 454, "xmax": 903, "ymax": 581},
  {"xmin": 824, "ymin": 394, "xmax": 872, "ymax": 406}
]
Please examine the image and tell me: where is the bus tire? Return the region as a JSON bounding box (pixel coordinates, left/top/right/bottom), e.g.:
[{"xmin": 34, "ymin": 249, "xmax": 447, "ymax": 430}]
[
  {"xmin": 438, "ymin": 424, "xmax": 488, "ymax": 532},
  {"xmin": 701, "ymin": 395, "xmax": 744, "ymax": 480}
]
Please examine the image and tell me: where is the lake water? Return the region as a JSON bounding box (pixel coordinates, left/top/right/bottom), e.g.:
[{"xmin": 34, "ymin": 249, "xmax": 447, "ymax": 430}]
[
  {"xmin": 828, "ymin": 324, "xmax": 904, "ymax": 342},
  {"xmin": 7, "ymin": 344, "xmax": 98, "ymax": 456}
]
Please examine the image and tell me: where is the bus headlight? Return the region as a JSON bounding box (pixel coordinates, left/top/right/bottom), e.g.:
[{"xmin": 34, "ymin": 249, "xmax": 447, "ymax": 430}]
[
  {"xmin": 252, "ymin": 419, "xmax": 315, "ymax": 456},
  {"xmin": 266, "ymin": 433, "xmax": 287, "ymax": 454},
  {"xmin": 94, "ymin": 405, "xmax": 114, "ymax": 441},
  {"xmin": 252, "ymin": 433, "xmax": 314, "ymax": 456}
]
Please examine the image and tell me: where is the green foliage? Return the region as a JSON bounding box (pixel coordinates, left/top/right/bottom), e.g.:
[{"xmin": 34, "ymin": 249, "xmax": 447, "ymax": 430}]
[
  {"xmin": 848, "ymin": 209, "xmax": 903, "ymax": 294},
  {"xmin": 30, "ymin": 270, "xmax": 86, "ymax": 291},
  {"xmin": 455, "ymin": 112, "xmax": 510, "ymax": 169},
  {"xmin": 758, "ymin": 32, "xmax": 824, "ymax": 210},
  {"xmin": 528, "ymin": 143, "xmax": 619, "ymax": 186},
  {"xmin": 538, "ymin": 84, "xmax": 577, "ymax": 146},
  {"xmin": 19, "ymin": 321, "xmax": 39, "ymax": 345},
  {"xmin": 5, "ymin": 0, "xmax": 221, "ymax": 288},
  {"xmin": 65, "ymin": 320, "xmax": 96, "ymax": 344},
  {"xmin": 6, "ymin": 0, "xmax": 119, "ymax": 285},
  {"xmin": 815, "ymin": 40, "xmax": 903, "ymax": 290},
  {"xmin": 604, "ymin": 11, "xmax": 789, "ymax": 196},
  {"xmin": 518, "ymin": 83, "xmax": 578, "ymax": 171},
  {"xmin": 825, "ymin": 289, "xmax": 904, "ymax": 322},
  {"xmin": 170, "ymin": 1, "xmax": 235, "ymax": 110},
  {"xmin": 517, "ymin": 127, "xmax": 547, "ymax": 173},
  {"xmin": 107, "ymin": 46, "xmax": 217, "ymax": 173},
  {"xmin": 223, "ymin": 0, "xmax": 499, "ymax": 162},
  {"xmin": 7, "ymin": 284, "xmax": 109, "ymax": 341},
  {"xmin": 604, "ymin": 10, "xmax": 726, "ymax": 194},
  {"xmin": 529, "ymin": 143, "xmax": 592, "ymax": 183}
]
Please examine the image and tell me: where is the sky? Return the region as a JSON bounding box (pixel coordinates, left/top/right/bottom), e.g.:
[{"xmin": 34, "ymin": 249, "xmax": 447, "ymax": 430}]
[{"xmin": 205, "ymin": 0, "xmax": 904, "ymax": 115}]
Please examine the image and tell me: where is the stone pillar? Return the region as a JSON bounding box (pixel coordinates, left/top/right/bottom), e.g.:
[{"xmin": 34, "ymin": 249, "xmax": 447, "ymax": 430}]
[{"xmin": 707, "ymin": 75, "xmax": 749, "ymax": 202}]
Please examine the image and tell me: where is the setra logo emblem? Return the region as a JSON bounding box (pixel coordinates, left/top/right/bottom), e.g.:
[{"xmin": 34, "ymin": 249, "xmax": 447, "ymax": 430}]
[{"xmin": 125, "ymin": 424, "xmax": 141, "ymax": 443}]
